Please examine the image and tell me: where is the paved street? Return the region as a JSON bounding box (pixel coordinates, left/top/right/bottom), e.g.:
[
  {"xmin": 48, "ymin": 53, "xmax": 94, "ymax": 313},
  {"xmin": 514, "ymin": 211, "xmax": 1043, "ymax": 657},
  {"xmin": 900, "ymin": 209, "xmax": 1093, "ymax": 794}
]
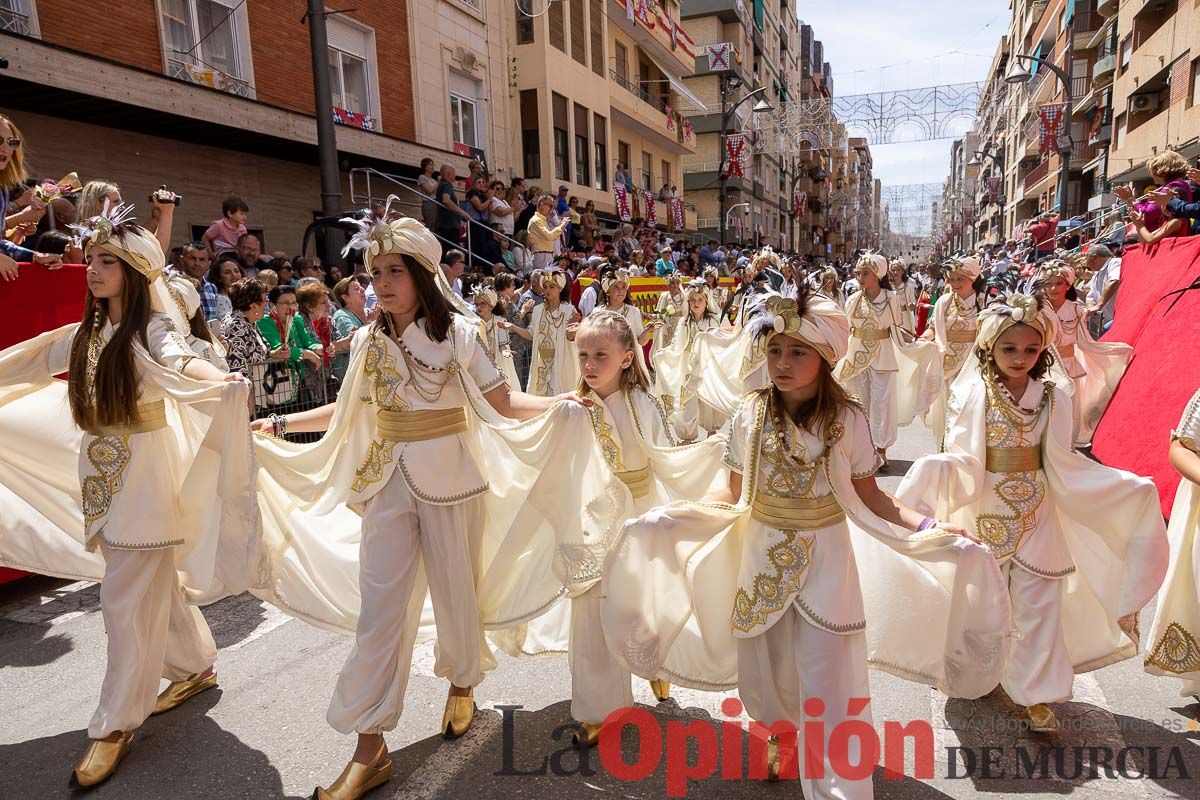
[{"xmin": 2, "ymin": 419, "xmax": 1199, "ymax": 800}]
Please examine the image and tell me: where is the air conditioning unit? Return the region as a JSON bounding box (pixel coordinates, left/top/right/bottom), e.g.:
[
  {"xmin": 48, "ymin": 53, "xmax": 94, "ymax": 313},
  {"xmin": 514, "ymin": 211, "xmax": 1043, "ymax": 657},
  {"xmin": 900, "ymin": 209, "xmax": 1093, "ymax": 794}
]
[{"xmin": 1130, "ymin": 94, "xmax": 1161, "ymax": 113}]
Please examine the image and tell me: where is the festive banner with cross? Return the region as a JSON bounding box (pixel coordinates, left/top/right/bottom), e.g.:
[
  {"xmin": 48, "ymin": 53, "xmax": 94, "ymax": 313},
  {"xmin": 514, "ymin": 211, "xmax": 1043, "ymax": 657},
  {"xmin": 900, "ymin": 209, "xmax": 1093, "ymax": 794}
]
[
  {"xmin": 669, "ymin": 198, "xmax": 684, "ymax": 231},
  {"xmin": 725, "ymin": 134, "xmax": 747, "ymax": 177},
  {"xmin": 682, "ymin": 120, "xmax": 694, "ymax": 142},
  {"xmin": 793, "ymin": 191, "xmax": 807, "ymax": 217},
  {"xmin": 614, "ymin": 183, "xmax": 632, "ymax": 221},
  {"xmin": 986, "ymin": 176, "xmax": 1004, "ymax": 203},
  {"xmin": 643, "ymin": 191, "xmax": 657, "ymax": 226},
  {"xmin": 707, "ymin": 42, "xmax": 732, "ymax": 71},
  {"xmin": 665, "ymin": 106, "xmax": 676, "ymax": 132},
  {"xmin": 1038, "ymin": 103, "xmax": 1069, "ymax": 156}
]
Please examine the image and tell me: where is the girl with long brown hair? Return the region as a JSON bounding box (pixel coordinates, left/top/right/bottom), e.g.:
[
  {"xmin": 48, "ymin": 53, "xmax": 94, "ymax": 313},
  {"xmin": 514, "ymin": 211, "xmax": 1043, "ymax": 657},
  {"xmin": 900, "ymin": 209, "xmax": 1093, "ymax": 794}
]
[{"xmin": 0, "ymin": 205, "xmax": 254, "ymax": 788}]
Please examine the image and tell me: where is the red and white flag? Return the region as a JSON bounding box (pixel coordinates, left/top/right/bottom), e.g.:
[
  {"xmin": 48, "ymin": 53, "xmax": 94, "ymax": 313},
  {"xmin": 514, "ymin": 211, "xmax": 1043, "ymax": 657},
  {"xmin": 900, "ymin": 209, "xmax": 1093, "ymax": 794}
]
[
  {"xmin": 669, "ymin": 198, "xmax": 684, "ymax": 231},
  {"xmin": 643, "ymin": 191, "xmax": 657, "ymax": 226},
  {"xmin": 725, "ymin": 135, "xmax": 746, "ymax": 177},
  {"xmin": 1039, "ymin": 103, "xmax": 1068, "ymax": 156},
  {"xmin": 614, "ymin": 183, "xmax": 631, "ymax": 221}
]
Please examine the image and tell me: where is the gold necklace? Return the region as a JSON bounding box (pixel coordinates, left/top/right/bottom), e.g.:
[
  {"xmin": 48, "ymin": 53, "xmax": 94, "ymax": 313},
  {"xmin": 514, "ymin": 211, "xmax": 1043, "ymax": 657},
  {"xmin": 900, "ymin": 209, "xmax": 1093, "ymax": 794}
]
[{"xmin": 388, "ymin": 313, "xmax": 451, "ymax": 403}]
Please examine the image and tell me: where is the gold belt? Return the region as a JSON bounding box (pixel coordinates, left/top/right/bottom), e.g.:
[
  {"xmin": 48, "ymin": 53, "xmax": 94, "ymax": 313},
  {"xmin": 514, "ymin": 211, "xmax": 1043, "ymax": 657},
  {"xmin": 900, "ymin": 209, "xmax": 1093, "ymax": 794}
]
[
  {"xmin": 93, "ymin": 400, "xmax": 168, "ymax": 436},
  {"xmin": 945, "ymin": 329, "xmax": 977, "ymax": 343},
  {"xmin": 616, "ymin": 466, "xmax": 653, "ymax": 499},
  {"xmin": 850, "ymin": 327, "xmax": 890, "ymax": 341},
  {"xmin": 751, "ymin": 493, "xmax": 846, "ymax": 530},
  {"xmin": 377, "ymin": 407, "xmax": 467, "ymax": 442},
  {"xmin": 986, "ymin": 445, "xmax": 1042, "ymax": 473}
]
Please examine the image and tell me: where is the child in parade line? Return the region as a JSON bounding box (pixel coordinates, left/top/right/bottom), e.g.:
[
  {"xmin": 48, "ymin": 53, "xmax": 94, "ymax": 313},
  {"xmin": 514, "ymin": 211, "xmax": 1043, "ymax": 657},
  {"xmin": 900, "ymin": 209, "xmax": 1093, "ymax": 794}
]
[
  {"xmin": 1145, "ymin": 388, "xmax": 1200, "ymax": 701},
  {"xmin": 493, "ymin": 310, "xmax": 727, "ymax": 747},
  {"xmin": 1035, "ymin": 259, "xmax": 1132, "ymax": 447},
  {"xmin": 0, "ymin": 206, "xmax": 256, "ymax": 788},
  {"xmin": 249, "ymin": 215, "xmax": 600, "ymax": 800},
  {"xmin": 897, "ymin": 293, "xmax": 1168, "ymax": 733},
  {"xmin": 602, "ymin": 288, "xmax": 1012, "ymax": 796},
  {"xmin": 653, "ymin": 278, "xmax": 723, "ymax": 442},
  {"xmin": 508, "ymin": 270, "xmax": 580, "ymax": 396},
  {"xmin": 922, "ymin": 256, "xmax": 985, "ymax": 452},
  {"xmin": 473, "ymin": 284, "xmax": 520, "ymax": 390},
  {"xmin": 835, "ymin": 253, "xmax": 935, "ymax": 471},
  {"xmin": 650, "ymin": 272, "xmax": 686, "ymax": 359}
]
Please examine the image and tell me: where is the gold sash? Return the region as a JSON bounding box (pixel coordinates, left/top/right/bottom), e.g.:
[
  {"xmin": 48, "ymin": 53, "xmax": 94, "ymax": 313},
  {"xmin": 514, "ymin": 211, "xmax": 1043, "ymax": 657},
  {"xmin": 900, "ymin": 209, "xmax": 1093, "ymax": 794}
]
[
  {"xmin": 616, "ymin": 466, "xmax": 652, "ymax": 499},
  {"xmin": 93, "ymin": 400, "xmax": 168, "ymax": 436},
  {"xmin": 377, "ymin": 407, "xmax": 468, "ymax": 442},
  {"xmin": 751, "ymin": 492, "xmax": 846, "ymax": 530},
  {"xmin": 985, "ymin": 445, "xmax": 1042, "ymax": 473},
  {"xmin": 1057, "ymin": 343, "xmax": 1075, "ymax": 359},
  {"xmin": 945, "ymin": 329, "xmax": 977, "ymax": 343},
  {"xmin": 850, "ymin": 327, "xmax": 891, "ymax": 341}
]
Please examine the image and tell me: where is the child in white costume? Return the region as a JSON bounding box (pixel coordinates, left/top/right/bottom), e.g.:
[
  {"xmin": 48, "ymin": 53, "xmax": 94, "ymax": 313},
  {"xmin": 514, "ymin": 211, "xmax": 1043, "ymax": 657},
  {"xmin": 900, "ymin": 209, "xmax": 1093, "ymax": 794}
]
[
  {"xmin": 603, "ymin": 290, "xmax": 1011, "ymax": 795},
  {"xmin": 923, "ymin": 256, "xmax": 984, "ymax": 451},
  {"xmin": 703, "ymin": 265, "xmax": 728, "ymax": 310},
  {"xmin": 653, "ymin": 278, "xmax": 723, "ymax": 441},
  {"xmin": 1036, "ymin": 260, "xmax": 1132, "ymax": 446},
  {"xmin": 888, "ymin": 259, "xmax": 920, "ymax": 340},
  {"xmin": 650, "ymin": 272, "xmax": 686, "ymax": 359},
  {"xmin": 473, "ymin": 286, "xmax": 521, "ymax": 390},
  {"xmin": 0, "ymin": 208, "xmax": 256, "ymax": 788},
  {"xmin": 492, "ymin": 309, "xmax": 728, "ymax": 747},
  {"xmin": 595, "ymin": 268, "xmax": 663, "ymax": 370},
  {"xmin": 1145, "ymin": 388, "xmax": 1200, "ymax": 700},
  {"xmin": 835, "ymin": 253, "xmax": 935, "ymax": 469},
  {"xmin": 897, "ymin": 293, "xmax": 1168, "ymax": 733},
  {"xmin": 514, "ymin": 270, "xmax": 580, "ymax": 396},
  {"xmin": 250, "ymin": 216, "xmax": 601, "ymax": 800}
]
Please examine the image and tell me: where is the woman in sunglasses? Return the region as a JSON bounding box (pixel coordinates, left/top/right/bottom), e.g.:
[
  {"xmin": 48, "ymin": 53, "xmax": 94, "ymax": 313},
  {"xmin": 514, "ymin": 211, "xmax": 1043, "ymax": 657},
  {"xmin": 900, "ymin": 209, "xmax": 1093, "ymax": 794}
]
[{"xmin": 0, "ymin": 114, "xmax": 64, "ymax": 279}]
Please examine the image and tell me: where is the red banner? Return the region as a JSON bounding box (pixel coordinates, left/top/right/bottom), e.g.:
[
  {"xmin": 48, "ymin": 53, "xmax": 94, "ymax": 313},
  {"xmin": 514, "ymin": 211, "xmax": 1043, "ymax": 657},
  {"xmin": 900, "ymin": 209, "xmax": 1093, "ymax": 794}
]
[
  {"xmin": 793, "ymin": 191, "xmax": 807, "ymax": 217},
  {"xmin": 682, "ymin": 120, "xmax": 694, "ymax": 142},
  {"xmin": 1038, "ymin": 103, "xmax": 1068, "ymax": 156},
  {"xmin": 986, "ymin": 176, "xmax": 1003, "ymax": 203},
  {"xmin": 669, "ymin": 197, "xmax": 684, "ymax": 231},
  {"xmin": 643, "ymin": 191, "xmax": 657, "ymax": 226},
  {"xmin": 1092, "ymin": 236, "xmax": 1200, "ymax": 516},
  {"xmin": 614, "ymin": 183, "xmax": 631, "ymax": 221},
  {"xmin": 725, "ymin": 135, "xmax": 746, "ymax": 177},
  {"xmin": 665, "ymin": 106, "xmax": 676, "ymax": 132}
]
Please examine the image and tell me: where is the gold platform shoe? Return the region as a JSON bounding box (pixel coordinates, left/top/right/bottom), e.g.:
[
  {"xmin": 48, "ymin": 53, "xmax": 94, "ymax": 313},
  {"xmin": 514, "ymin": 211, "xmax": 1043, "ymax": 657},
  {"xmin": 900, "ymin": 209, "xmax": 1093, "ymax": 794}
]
[
  {"xmin": 70, "ymin": 731, "xmax": 133, "ymax": 789},
  {"xmin": 152, "ymin": 670, "xmax": 218, "ymax": 716},
  {"xmin": 572, "ymin": 722, "xmax": 602, "ymax": 749},
  {"xmin": 766, "ymin": 735, "xmax": 781, "ymax": 782},
  {"xmin": 648, "ymin": 679, "xmax": 671, "ymax": 702},
  {"xmin": 1026, "ymin": 704, "xmax": 1059, "ymax": 734},
  {"xmin": 441, "ymin": 687, "xmax": 475, "ymax": 739},
  {"xmin": 313, "ymin": 741, "xmax": 392, "ymax": 800}
]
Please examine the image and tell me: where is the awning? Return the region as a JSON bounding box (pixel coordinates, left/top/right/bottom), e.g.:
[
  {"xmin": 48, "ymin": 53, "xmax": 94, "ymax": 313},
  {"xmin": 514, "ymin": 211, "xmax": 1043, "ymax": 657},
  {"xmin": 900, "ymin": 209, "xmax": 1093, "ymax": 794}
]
[{"xmin": 644, "ymin": 50, "xmax": 708, "ymax": 113}]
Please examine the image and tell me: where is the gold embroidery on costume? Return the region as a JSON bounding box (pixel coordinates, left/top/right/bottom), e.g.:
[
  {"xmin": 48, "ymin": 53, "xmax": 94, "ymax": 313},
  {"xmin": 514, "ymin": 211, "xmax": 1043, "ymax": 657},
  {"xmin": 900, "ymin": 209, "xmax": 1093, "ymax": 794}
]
[
  {"xmin": 533, "ymin": 306, "xmax": 570, "ymax": 395},
  {"xmin": 731, "ymin": 530, "xmax": 814, "ymax": 633},
  {"xmin": 975, "ymin": 379, "xmax": 1049, "ymax": 559},
  {"xmin": 943, "ymin": 294, "xmax": 975, "ymax": 374},
  {"xmin": 588, "ymin": 403, "xmax": 624, "ymax": 471},
  {"xmin": 82, "ymin": 435, "xmax": 132, "ymax": 536},
  {"xmin": 363, "ymin": 333, "xmax": 411, "ymax": 411},
  {"xmin": 739, "ymin": 334, "xmax": 768, "ymax": 381},
  {"xmin": 352, "ymin": 439, "xmax": 394, "ymax": 494},
  {"xmin": 837, "ymin": 293, "xmax": 883, "ymax": 381},
  {"xmin": 1145, "ymin": 622, "xmax": 1200, "ymax": 675}
]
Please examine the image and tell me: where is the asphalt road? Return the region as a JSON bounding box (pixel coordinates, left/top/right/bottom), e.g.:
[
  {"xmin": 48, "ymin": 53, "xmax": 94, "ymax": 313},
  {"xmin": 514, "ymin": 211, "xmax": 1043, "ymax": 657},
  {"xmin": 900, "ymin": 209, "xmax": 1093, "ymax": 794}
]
[{"xmin": 2, "ymin": 419, "xmax": 1198, "ymax": 800}]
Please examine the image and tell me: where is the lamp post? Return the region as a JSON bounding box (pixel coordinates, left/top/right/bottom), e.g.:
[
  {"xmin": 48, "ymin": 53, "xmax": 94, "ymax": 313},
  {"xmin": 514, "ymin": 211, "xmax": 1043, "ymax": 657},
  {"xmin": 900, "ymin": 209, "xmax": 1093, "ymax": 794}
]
[
  {"xmin": 1005, "ymin": 52, "xmax": 1073, "ymax": 222},
  {"xmin": 718, "ymin": 77, "xmax": 773, "ymax": 246}
]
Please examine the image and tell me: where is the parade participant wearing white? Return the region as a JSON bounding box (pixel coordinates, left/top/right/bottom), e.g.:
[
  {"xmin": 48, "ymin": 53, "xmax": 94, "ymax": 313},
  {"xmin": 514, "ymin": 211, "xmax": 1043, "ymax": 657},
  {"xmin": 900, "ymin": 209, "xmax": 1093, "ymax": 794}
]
[
  {"xmin": 597, "ymin": 269, "xmax": 662, "ymax": 372},
  {"xmin": 649, "ymin": 272, "xmax": 685, "ymax": 359},
  {"xmin": 603, "ymin": 289, "xmax": 1011, "ymax": 794},
  {"xmin": 703, "ymin": 265, "xmax": 728, "ymax": 309},
  {"xmin": 923, "ymin": 256, "xmax": 983, "ymax": 451},
  {"xmin": 166, "ymin": 271, "xmax": 229, "ymax": 370},
  {"xmin": 888, "ymin": 259, "xmax": 920, "ymax": 340},
  {"xmin": 1036, "ymin": 260, "xmax": 1131, "ymax": 446},
  {"xmin": 491, "ymin": 310, "xmax": 727, "ymax": 746},
  {"xmin": 249, "ymin": 213, "xmax": 601, "ymax": 800},
  {"xmin": 520, "ymin": 270, "xmax": 580, "ymax": 396},
  {"xmin": 652, "ymin": 279, "xmax": 722, "ymax": 441},
  {"xmin": 1145, "ymin": 389, "xmax": 1200, "ymax": 700},
  {"xmin": 813, "ymin": 266, "xmax": 845, "ymax": 309},
  {"xmin": 0, "ymin": 205, "xmax": 256, "ymax": 788},
  {"xmin": 835, "ymin": 253, "xmax": 935, "ymax": 468},
  {"xmin": 897, "ymin": 294, "xmax": 1168, "ymax": 733},
  {"xmin": 473, "ymin": 286, "xmax": 520, "ymax": 390}
]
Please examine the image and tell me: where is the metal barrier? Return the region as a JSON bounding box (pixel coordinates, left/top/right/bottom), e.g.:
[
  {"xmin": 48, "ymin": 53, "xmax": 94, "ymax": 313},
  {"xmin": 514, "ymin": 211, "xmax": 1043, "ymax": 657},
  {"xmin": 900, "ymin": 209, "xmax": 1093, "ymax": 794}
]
[{"xmin": 247, "ymin": 359, "xmax": 337, "ymax": 443}]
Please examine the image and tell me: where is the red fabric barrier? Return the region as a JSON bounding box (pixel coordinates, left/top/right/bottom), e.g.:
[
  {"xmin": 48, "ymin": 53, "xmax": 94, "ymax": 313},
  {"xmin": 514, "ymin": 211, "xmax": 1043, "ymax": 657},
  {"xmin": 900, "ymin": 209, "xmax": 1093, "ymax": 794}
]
[
  {"xmin": 1091, "ymin": 237, "xmax": 1200, "ymax": 516},
  {"xmin": 0, "ymin": 264, "xmax": 87, "ymax": 584}
]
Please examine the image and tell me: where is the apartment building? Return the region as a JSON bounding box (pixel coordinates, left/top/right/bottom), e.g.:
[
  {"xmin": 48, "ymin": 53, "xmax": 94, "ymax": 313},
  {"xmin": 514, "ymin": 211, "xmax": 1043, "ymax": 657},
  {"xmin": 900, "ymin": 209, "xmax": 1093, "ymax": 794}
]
[
  {"xmin": 970, "ymin": 37, "xmax": 1011, "ymax": 246},
  {"xmin": 0, "ymin": 0, "xmax": 472, "ymax": 250},
  {"xmin": 509, "ymin": 0, "xmax": 700, "ymax": 232},
  {"xmin": 789, "ymin": 22, "xmax": 835, "ymax": 260}
]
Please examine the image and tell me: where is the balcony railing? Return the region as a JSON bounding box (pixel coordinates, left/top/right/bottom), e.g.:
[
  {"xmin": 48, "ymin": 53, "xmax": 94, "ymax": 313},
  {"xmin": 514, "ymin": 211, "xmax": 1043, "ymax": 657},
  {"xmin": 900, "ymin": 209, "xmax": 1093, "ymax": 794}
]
[
  {"xmin": 0, "ymin": 7, "xmax": 32, "ymax": 34},
  {"xmin": 1071, "ymin": 9, "xmax": 1103, "ymax": 39},
  {"xmin": 1024, "ymin": 159, "xmax": 1051, "ymax": 191},
  {"xmin": 1072, "ymin": 75, "xmax": 1090, "ymax": 99},
  {"xmin": 167, "ymin": 58, "xmax": 253, "ymax": 98},
  {"xmin": 610, "ymin": 69, "xmax": 657, "ymax": 107}
]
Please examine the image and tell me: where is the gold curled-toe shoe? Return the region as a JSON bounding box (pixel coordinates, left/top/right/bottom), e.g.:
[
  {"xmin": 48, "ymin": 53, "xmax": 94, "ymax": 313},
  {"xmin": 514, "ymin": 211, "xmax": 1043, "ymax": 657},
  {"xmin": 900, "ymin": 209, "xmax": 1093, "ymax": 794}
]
[
  {"xmin": 766, "ymin": 735, "xmax": 781, "ymax": 782},
  {"xmin": 313, "ymin": 741, "xmax": 392, "ymax": 800},
  {"xmin": 152, "ymin": 670, "xmax": 218, "ymax": 716},
  {"xmin": 572, "ymin": 722, "xmax": 603, "ymax": 749},
  {"xmin": 1026, "ymin": 704, "xmax": 1059, "ymax": 734},
  {"xmin": 71, "ymin": 731, "xmax": 133, "ymax": 789},
  {"xmin": 649, "ymin": 679, "xmax": 671, "ymax": 702},
  {"xmin": 442, "ymin": 688, "xmax": 475, "ymax": 739}
]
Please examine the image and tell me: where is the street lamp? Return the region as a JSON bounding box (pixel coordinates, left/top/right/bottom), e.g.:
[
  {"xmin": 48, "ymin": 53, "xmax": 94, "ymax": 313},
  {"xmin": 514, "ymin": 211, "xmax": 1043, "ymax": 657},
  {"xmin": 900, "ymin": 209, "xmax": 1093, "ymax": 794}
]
[
  {"xmin": 1004, "ymin": 52, "xmax": 1073, "ymax": 221},
  {"xmin": 718, "ymin": 80, "xmax": 773, "ymax": 246},
  {"xmin": 725, "ymin": 202, "xmax": 750, "ymax": 245}
]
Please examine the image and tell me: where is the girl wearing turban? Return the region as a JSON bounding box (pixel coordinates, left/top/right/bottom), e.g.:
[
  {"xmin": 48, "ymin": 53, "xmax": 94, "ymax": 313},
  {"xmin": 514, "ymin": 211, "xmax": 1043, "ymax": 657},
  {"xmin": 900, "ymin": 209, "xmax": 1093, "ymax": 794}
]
[
  {"xmin": 0, "ymin": 204, "xmax": 256, "ymax": 787},
  {"xmin": 897, "ymin": 294, "xmax": 1167, "ymax": 734},
  {"xmin": 923, "ymin": 256, "xmax": 984, "ymax": 451},
  {"xmin": 652, "ymin": 278, "xmax": 722, "ymax": 441}
]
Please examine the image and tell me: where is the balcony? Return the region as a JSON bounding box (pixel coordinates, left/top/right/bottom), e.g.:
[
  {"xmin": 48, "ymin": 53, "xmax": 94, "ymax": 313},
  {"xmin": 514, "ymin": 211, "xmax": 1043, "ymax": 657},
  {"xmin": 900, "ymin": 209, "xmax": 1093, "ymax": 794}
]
[
  {"xmin": 167, "ymin": 58, "xmax": 253, "ymax": 98},
  {"xmin": 1092, "ymin": 52, "xmax": 1117, "ymax": 87},
  {"xmin": 679, "ymin": 0, "xmax": 745, "ymax": 24},
  {"xmin": 1024, "ymin": 159, "xmax": 1051, "ymax": 192},
  {"xmin": 683, "ymin": 160, "xmax": 744, "ymax": 193},
  {"xmin": 609, "ymin": 0, "xmax": 694, "ymax": 77},
  {"xmin": 1097, "ymin": 0, "xmax": 1117, "ymax": 17},
  {"xmin": 610, "ymin": 70, "xmax": 697, "ymax": 155},
  {"xmin": 0, "ymin": 6, "xmax": 32, "ymax": 35},
  {"xmin": 1071, "ymin": 9, "xmax": 1103, "ymax": 47}
]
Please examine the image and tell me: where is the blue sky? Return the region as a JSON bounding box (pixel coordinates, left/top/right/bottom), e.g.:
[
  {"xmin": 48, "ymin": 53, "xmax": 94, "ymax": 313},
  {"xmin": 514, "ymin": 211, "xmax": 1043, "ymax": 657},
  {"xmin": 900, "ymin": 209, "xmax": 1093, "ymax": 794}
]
[{"xmin": 798, "ymin": 0, "xmax": 1009, "ymax": 191}]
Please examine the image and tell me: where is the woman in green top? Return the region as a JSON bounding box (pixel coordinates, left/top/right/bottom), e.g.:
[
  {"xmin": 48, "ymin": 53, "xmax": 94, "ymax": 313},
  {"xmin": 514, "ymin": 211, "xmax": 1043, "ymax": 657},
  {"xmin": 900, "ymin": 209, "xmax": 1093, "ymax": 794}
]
[{"xmin": 256, "ymin": 285, "xmax": 322, "ymax": 406}]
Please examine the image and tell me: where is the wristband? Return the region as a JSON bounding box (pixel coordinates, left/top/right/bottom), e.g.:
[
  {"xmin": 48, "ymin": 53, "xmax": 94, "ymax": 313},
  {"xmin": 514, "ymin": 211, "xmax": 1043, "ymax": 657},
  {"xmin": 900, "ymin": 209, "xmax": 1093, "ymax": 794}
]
[{"xmin": 917, "ymin": 516, "xmax": 936, "ymax": 532}]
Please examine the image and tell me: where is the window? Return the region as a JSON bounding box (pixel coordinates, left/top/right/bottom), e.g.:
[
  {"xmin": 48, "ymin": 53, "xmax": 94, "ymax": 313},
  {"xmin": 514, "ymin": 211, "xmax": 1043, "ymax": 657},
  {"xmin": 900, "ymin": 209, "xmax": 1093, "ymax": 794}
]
[
  {"xmin": 160, "ymin": 0, "xmax": 252, "ymax": 95},
  {"xmin": 618, "ymin": 141, "xmax": 631, "ymax": 178},
  {"xmin": 516, "ymin": 0, "xmax": 534, "ymax": 44},
  {"xmin": 615, "ymin": 42, "xmax": 628, "ymax": 85},
  {"xmin": 450, "ymin": 94, "xmax": 478, "ymax": 147},
  {"xmin": 570, "ymin": 0, "xmax": 586, "ymax": 66},
  {"xmin": 1191, "ymin": 57, "xmax": 1200, "ymax": 108},
  {"xmin": 642, "ymin": 151, "xmax": 653, "ymax": 191},
  {"xmin": 520, "ymin": 89, "xmax": 542, "ymax": 179},
  {"xmin": 593, "ymin": 113, "xmax": 608, "ymax": 191},
  {"xmin": 589, "ymin": 0, "xmax": 604, "ymax": 76},
  {"xmin": 0, "ymin": 0, "xmax": 37, "ymax": 36},
  {"xmin": 553, "ymin": 92, "xmax": 570, "ymax": 182},
  {"xmin": 574, "ymin": 104, "xmax": 591, "ymax": 188},
  {"xmin": 326, "ymin": 17, "xmax": 378, "ymax": 121},
  {"xmin": 1115, "ymin": 112, "xmax": 1126, "ymax": 151},
  {"xmin": 549, "ymin": 0, "xmax": 565, "ymax": 52},
  {"xmin": 661, "ymin": 160, "xmax": 671, "ymax": 189}
]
